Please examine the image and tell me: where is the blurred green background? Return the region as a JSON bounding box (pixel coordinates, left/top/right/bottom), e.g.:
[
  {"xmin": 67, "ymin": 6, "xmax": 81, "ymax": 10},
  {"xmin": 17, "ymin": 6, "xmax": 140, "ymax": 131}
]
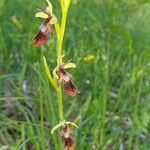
[{"xmin": 0, "ymin": 0, "xmax": 150, "ymax": 149}]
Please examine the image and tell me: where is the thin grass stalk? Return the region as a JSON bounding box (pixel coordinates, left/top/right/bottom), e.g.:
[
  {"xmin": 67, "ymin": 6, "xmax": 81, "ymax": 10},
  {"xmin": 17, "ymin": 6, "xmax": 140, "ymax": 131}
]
[{"xmin": 39, "ymin": 77, "xmax": 45, "ymax": 150}]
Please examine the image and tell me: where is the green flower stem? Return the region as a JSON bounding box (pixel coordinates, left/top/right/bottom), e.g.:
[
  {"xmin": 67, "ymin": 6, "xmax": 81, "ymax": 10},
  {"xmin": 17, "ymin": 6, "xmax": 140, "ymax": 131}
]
[
  {"xmin": 56, "ymin": 86, "xmax": 64, "ymax": 121},
  {"xmin": 60, "ymin": 0, "xmax": 65, "ymax": 11},
  {"xmin": 54, "ymin": 0, "xmax": 70, "ymax": 121},
  {"xmin": 57, "ymin": 7, "xmax": 68, "ymax": 59}
]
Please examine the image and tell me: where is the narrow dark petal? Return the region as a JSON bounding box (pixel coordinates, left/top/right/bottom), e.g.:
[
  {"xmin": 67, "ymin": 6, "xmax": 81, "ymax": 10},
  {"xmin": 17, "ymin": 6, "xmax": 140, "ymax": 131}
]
[
  {"xmin": 64, "ymin": 80, "xmax": 80, "ymax": 96},
  {"xmin": 59, "ymin": 67, "xmax": 67, "ymax": 76}
]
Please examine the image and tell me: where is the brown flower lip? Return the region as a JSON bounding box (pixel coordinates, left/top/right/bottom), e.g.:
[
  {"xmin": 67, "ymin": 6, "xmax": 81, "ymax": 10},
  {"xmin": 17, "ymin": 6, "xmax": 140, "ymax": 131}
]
[
  {"xmin": 64, "ymin": 80, "xmax": 80, "ymax": 96},
  {"xmin": 60, "ymin": 124, "xmax": 75, "ymax": 150},
  {"xmin": 57, "ymin": 66, "xmax": 80, "ymax": 96},
  {"xmin": 63, "ymin": 136, "xmax": 75, "ymax": 150},
  {"xmin": 32, "ymin": 12, "xmax": 53, "ymax": 47}
]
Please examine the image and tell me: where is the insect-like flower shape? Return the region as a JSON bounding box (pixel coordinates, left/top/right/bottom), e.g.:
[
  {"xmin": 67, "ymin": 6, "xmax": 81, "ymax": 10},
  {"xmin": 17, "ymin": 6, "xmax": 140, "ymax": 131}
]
[
  {"xmin": 56, "ymin": 65, "xmax": 80, "ymax": 96},
  {"xmin": 60, "ymin": 124, "xmax": 75, "ymax": 150},
  {"xmin": 51, "ymin": 121, "xmax": 77, "ymax": 150},
  {"xmin": 54, "ymin": 57, "xmax": 80, "ymax": 96},
  {"xmin": 32, "ymin": 0, "xmax": 57, "ymax": 47}
]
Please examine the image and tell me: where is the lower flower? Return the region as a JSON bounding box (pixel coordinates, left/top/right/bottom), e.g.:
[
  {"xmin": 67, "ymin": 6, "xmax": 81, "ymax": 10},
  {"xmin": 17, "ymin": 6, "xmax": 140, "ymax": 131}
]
[
  {"xmin": 60, "ymin": 124, "xmax": 75, "ymax": 150},
  {"xmin": 63, "ymin": 137, "xmax": 75, "ymax": 150}
]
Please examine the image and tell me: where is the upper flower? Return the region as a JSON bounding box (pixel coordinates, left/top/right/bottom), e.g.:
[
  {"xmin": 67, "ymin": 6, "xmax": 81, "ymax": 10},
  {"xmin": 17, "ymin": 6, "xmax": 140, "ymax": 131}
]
[
  {"xmin": 32, "ymin": 0, "xmax": 57, "ymax": 47},
  {"xmin": 35, "ymin": 0, "xmax": 57, "ymax": 24}
]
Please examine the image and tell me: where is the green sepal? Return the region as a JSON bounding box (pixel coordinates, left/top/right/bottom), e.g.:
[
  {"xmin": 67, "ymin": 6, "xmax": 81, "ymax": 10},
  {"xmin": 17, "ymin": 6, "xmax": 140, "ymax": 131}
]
[{"xmin": 35, "ymin": 12, "xmax": 49, "ymax": 19}]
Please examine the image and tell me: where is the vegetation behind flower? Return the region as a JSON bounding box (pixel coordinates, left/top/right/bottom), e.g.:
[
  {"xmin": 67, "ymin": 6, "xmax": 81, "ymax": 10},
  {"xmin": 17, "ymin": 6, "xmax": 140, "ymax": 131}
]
[
  {"xmin": 0, "ymin": 0, "xmax": 150, "ymax": 149},
  {"xmin": 32, "ymin": 0, "xmax": 79, "ymax": 149}
]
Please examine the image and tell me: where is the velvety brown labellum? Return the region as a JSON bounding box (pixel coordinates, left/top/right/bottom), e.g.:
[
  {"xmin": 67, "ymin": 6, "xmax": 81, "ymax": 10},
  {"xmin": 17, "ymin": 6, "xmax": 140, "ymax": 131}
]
[
  {"xmin": 32, "ymin": 31, "xmax": 48, "ymax": 47},
  {"xmin": 64, "ymin": 80, "xmax": 80, "ymax": 97},
  {"xmin": 32, "ymin": 18, "xmax": 52, "ymax": 47},
  {"xmin": 60, "ymin": 125, "xmax": 75, "ymax": 150},
  {"xmin": 64, "ymin": 137, "xmax": 75, "ymax": 150}
]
